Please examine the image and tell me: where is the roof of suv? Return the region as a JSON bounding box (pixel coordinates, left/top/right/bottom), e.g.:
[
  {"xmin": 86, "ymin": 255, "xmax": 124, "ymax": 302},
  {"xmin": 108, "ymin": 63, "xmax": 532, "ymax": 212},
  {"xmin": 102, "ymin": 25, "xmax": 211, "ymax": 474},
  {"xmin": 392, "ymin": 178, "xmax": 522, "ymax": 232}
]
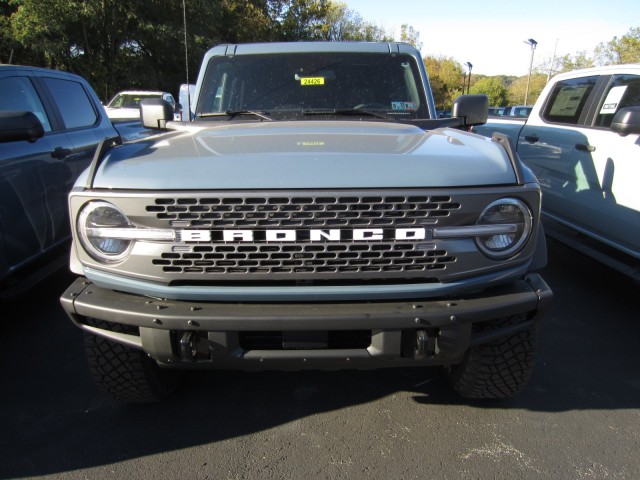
[
  {"xmin": 0, "ymin": 64, "xmax": 88, "ymax": 81},
  {"xmin": 110, "ymin": 90, "xmax": 168, "ymax": 96}
]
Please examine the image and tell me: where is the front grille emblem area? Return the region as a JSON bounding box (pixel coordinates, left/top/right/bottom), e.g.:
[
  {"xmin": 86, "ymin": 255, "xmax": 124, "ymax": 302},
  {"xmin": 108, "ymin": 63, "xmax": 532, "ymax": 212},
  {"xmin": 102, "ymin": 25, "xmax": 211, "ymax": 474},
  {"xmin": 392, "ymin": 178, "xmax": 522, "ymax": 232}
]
[
  {"xmin": 176, "ymin": 227, "xmax": 431, "ymax": 243},
  {"xmin": 147, "ymin": 194, "xmax": 460, "ymax": 277}
]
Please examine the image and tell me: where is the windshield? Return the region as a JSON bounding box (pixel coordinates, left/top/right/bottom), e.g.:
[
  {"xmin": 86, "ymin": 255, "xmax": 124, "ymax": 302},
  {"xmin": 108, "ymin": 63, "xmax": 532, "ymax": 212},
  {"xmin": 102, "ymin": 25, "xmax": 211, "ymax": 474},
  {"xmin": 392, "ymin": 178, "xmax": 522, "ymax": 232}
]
[
  {"xmin": 195, "ymin": 52, "xmax": 428, "ymax": 120},
  {"xmin": 108, "ymin": 93, "xmax": 161, "ymax": 109}
]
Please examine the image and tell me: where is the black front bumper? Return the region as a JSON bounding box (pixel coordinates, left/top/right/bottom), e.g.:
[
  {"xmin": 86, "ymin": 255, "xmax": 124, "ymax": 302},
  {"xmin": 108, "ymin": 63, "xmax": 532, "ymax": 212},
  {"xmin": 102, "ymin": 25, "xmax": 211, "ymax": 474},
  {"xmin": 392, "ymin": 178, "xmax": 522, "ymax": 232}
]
[{"xmin": 60, "ymin": 274, "xmax": 552, "ymax": 369}]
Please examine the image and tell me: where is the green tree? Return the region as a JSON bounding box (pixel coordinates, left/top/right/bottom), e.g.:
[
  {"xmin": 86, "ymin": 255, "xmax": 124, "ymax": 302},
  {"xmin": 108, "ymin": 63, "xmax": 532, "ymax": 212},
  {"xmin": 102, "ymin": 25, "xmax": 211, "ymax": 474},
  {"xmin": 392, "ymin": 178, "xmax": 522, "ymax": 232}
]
[
  {"xmin": 270, "ymin": 0, "xmax": 329, "ymax": 40},
  {"xmin": 0, "ymin": 1, "xmax": 31, "ymax": 64},
  {"xmin": 400, "ymin": 23, "xmax": 422, "ymax": 51},
  {"xmin": 595, "ymin": 27, "xmax": 640, "ymax": 65},
  {"xmin": 540, "ymin": 51, "xmax": 594, "ymax": 79},
  {"xmin": 557, "ymin": 51, "xmax": 594, "ymax": 72},
  {"xmin": 3, "ymin": 0, "xmax": 424, "ymax": 104},
  {"xmin": 424, "ymin": 55, "xmax": 464, "ymax": 111},
  {"xmin": 507, "ymin": 73, "xmax": 547, "ymax": 106},
  {"xmin": 319, "ymin": 1, "xmax": 392, "ymax": 41},
  {"xmin": 7, "ymin": 0, "xmax": 272, "ymax": 101},
  {"xmin": 470, "ymin": 76, "xmax": 508, "ymax": 106},
  {"xmin": 8, "ymin": 0, "xmax": 77, "ymax": 69}
]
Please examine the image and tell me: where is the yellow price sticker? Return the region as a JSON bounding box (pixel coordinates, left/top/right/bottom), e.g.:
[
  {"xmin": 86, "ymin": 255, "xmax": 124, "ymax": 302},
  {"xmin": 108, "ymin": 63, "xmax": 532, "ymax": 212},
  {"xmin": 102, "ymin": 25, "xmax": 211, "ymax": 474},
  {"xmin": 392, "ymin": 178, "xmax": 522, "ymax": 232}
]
[{"xmin": 300, "ymin": 77, "xmax": 325, "ymax": 86}]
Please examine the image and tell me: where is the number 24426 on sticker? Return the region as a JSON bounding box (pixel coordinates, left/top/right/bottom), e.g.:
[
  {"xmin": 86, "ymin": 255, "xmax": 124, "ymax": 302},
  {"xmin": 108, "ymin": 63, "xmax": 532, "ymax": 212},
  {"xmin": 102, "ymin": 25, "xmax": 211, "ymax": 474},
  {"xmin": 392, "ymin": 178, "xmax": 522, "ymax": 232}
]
[{"xmin": 301, "ymin": 77, "xmax": 325, "ymax": 86}]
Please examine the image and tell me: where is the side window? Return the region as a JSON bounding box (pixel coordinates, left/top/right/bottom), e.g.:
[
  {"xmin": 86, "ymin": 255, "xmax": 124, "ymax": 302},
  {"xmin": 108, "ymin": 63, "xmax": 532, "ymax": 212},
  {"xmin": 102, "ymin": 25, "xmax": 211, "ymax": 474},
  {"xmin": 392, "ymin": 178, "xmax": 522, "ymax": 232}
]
[
  {"xmin": 41, "ymin": 77, "xmax": 97, "ymax": 129},
  {"xmin": 541, "ymin": 75, "xmax": 598, "ymax": 125},
  {"xmin": 593, "ymin": 74, "xmax": 640, "ymax": 128},
  {"xmin": 0, "ymin": 76, "xmax": 52, "ymax": 132},
  {"xmin": 198, "ymin": 61, "xmax": 232, "ymax": 113}
]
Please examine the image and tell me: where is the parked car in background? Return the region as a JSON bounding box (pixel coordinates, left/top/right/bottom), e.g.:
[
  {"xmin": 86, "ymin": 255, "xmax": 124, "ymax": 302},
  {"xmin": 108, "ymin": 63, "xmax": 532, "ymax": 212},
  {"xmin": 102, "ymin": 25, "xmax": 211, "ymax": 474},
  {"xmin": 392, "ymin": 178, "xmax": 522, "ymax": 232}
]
[
  {"xmin": 105, "ymin": 90, "xmax": 177, "ymax": 120},
  {"xmin": 177, "ymin": 83, "xmax": 196, "ymax": 121},
  {"xmin": 488, "ymin": 106, "xmax": 505, "ymax": 116},
  {"xmin": 0, "ymin": 65, "xmax": 140, "ymax": 299},
  {"xmin": 502, "ymin": 105, "xmax": 532, "ymax": 117}
]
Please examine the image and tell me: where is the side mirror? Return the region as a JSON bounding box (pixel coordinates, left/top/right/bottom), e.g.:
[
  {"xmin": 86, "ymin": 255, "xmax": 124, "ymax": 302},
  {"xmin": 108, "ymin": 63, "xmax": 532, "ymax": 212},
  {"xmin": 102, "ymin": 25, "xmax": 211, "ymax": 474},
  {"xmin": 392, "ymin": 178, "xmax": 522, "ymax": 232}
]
[
  {"xmin": 140, "ymin": 97, "xmax": 174, "ymax": 129},
  {"xmin": 452, "ymin": 94, "xmax": 489, "ymax": 127},
  {"xmin": 174, "ymin": 102, "xmax": 183, "ymax": 120},
  {"xmin": 0, "ymin": 111, "xmax": 45, "ymax": 143},
  {"xmin": 611, "ymin": 106, "xmax": 640, "ymax": 136}
]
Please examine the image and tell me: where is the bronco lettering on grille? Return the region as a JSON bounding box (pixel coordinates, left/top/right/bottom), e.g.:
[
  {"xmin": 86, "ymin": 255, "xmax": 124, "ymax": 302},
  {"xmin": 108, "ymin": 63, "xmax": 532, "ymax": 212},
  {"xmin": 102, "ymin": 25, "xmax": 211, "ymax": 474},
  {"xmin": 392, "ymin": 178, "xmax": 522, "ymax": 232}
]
[{"xmin": 178, "ymin": 228, "xmax": 429, "ymax": 243}]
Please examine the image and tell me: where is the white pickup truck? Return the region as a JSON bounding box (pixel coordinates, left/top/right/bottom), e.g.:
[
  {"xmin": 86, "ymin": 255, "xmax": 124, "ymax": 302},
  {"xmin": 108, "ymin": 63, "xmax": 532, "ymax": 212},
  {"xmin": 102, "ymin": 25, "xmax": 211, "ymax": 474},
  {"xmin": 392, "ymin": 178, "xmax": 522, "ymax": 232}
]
[{"xmin": 472, "ymin": 65, "xmax": 640, "ymax": 280}]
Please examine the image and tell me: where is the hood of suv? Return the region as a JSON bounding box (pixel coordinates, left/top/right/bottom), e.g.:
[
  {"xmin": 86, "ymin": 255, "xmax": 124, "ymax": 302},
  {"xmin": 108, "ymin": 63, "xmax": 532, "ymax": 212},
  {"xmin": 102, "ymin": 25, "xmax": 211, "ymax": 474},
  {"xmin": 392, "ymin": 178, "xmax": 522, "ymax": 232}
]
[{"xmin": 86, "ymin": 120, "xmax": 517, "ymax": 189}]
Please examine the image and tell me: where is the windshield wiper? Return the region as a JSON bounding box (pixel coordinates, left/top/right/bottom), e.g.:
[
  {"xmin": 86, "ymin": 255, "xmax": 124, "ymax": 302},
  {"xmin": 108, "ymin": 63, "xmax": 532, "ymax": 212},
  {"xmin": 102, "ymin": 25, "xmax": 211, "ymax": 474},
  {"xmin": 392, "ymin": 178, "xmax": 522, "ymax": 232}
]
[
  {"xmin": 303, "ymin": 108, "xmax": 393, "ymax": 120},
  {"xmin": 197, "ymin": 110, "xmax": 273, "ymax": 121}
]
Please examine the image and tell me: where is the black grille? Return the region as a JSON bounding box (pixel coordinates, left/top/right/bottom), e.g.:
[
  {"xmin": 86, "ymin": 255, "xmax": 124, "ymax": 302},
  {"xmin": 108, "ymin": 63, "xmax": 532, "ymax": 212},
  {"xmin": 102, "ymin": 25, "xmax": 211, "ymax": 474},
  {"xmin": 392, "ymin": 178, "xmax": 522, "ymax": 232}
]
[
  {"xmin": 146, "ymin": 195, "xmax": 460, "ymax": 228},
  {"xmin": 146, "ymin": 194, "xmax": 460, "ymax": 279},
  {"xmin": 153, "ymin": 243, "xmax": 454, "ymax": 275}
]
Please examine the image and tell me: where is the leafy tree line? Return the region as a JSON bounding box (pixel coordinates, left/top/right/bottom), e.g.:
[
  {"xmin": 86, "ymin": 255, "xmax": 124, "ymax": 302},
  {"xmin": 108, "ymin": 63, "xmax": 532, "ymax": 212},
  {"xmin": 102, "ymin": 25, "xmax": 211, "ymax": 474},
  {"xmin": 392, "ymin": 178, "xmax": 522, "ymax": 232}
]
[
  {"xmin": 455, "ymin": 27, "xmax": 640, "ymax": 110},
  {"xmin": 396, "ymin": 27, "xmax": 638, "ymax": 110},
  {"xmin": 2, "ymin": 1, "xmax": 638, "ymax": 110},
  {"xmin": 0, "ymin": 0, "xmax": 397, "ymax": 102}
]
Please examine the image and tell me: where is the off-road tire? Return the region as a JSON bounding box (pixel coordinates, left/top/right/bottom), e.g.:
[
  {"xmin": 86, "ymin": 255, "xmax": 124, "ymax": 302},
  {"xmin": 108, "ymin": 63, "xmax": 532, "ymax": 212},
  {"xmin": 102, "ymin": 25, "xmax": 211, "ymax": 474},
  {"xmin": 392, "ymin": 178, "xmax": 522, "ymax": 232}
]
[
  {"xmin": 445, "ymin": 314, "xmax": 538, "ymax": 399},
  {"xmin": 84, "ymin": 322, "xmax": 182, "ymax": 403}
]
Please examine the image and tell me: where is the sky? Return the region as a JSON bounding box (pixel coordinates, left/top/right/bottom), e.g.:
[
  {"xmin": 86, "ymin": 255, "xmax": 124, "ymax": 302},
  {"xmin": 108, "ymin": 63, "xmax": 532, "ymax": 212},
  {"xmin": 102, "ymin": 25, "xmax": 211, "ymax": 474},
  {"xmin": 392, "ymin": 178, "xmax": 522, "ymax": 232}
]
[{"xmin": 342, "ymin": 0, "xmax": 640, "ymax": 76}]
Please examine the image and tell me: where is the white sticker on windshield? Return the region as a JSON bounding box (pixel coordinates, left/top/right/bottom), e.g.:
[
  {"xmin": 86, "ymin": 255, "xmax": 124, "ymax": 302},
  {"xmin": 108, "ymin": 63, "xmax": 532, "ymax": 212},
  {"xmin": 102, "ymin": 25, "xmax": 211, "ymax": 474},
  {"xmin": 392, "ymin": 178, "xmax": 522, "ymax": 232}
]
[
  {"xmin": 391, "ymin": 101, "xmax": 416, "ymax": 111},
  {"xmin": 599, "ymin": 85, "xmax": 627, "ymax": 114}
]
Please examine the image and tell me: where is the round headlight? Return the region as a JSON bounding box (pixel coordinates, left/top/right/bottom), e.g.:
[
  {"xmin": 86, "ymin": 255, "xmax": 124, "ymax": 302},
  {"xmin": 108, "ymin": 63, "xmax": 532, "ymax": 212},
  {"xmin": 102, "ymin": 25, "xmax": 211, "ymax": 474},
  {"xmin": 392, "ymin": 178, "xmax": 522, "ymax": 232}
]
[
  {"xmin": 78, "ymin": 201, "xmax": 132, "ymax": 262},
  {"xmin": 475, "ymin": 198, "xmax": 532, "ymax": 259}
]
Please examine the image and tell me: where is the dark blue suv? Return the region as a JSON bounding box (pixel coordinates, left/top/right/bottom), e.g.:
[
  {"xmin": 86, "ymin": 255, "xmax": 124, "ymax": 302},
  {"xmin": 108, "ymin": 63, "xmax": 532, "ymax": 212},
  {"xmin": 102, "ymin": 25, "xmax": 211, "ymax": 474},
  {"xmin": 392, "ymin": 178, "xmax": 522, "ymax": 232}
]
[{"xmin": 0, "ymin": 65, "xmax": 121, "ymax": 299}]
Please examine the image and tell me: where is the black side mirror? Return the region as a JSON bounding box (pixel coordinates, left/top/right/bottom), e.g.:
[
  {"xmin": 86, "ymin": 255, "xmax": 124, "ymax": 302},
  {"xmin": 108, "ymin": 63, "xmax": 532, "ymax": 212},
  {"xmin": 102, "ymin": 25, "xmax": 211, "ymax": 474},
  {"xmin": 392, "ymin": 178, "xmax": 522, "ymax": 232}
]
[
  {"xmin": 140, "ymin": 98, "xmax": 174, "ymax": 130},
  {"xmin": 0, "ymin": 111, "xmax": 45, "ymax": 143},
  {"xmin": 611, "ymin": 106, "xmax": 640, "ymax": 136},
  {"xmin": 452, "ymin": 94, "xmax": 489, "ymax": 127}
]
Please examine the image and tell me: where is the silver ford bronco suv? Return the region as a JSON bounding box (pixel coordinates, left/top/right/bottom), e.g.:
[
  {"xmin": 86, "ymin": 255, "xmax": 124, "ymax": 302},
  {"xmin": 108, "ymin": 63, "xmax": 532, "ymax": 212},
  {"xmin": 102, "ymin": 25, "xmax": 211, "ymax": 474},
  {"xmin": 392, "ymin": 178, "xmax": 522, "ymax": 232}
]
[{"xmin": 60, "ymin": 42, "xmax": 552, "ymax": 403}]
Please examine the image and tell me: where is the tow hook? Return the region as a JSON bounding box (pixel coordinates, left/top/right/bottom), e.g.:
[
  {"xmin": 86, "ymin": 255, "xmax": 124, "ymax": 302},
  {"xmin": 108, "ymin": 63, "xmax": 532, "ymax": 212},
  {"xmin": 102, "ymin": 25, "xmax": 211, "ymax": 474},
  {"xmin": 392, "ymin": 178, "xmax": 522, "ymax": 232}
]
[
  {"xmin": 415, "ymin": 329, "xmax": 437, "ymax": 358},
  {"xmin": 179, "ymin": 331, "xmax": 197, "ymax": 362}
]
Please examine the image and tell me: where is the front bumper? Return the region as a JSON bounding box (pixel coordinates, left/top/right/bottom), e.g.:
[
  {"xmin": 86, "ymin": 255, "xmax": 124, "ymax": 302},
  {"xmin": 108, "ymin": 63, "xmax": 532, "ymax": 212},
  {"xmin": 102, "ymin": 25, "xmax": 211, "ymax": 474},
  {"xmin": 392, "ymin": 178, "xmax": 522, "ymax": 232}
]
[{"xmin": 60, "ymin": 274, "xmax": 552, "ymax": 369}]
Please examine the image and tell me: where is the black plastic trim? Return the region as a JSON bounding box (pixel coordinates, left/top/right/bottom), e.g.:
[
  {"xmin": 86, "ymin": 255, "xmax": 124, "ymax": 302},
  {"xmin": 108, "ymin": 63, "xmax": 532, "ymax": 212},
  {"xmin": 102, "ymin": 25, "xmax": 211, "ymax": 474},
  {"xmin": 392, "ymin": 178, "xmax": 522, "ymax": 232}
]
[
  {"xmin": 85, "ymin": 135, "xmax": 122, "ymax": 189},
  {"xmin": 61, "ymin": 274, "xmax": 551, "ymax": 334},
  {"xmin": 491, "ymin": 132, "xmax": 525, "ymax": 185}
]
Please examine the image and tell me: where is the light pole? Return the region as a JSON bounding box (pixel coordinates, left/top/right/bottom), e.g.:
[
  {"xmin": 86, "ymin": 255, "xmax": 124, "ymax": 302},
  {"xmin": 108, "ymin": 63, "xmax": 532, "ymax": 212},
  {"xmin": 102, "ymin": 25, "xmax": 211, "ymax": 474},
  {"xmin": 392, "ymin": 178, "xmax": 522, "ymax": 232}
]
[
  {"xmin": 547, "ymin": 38, "xmax": 558, "ymax": 83},
  {"xmin": 523, "ymin": 38, "xmax": 537, "ymax": 105},
  {"xmin": 464, "ymin": 62, "xmax": 473, "ymax": 94}
]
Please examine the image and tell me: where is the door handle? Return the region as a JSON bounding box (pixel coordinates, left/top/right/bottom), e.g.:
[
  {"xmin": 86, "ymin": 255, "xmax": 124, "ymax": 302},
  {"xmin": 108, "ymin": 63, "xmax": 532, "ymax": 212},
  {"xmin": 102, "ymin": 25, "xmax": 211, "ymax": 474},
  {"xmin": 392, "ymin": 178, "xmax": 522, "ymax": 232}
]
[
  {"xmin": 575, "ymin": 143, "xmax": 596, "ymax": 152},
  {"xmin": 523, "ymin": 135, "xmax": 539, "ymax": 143},
  {"xmin": 51, "ymin": 147, "xmax": 71, "ymax": 159}
]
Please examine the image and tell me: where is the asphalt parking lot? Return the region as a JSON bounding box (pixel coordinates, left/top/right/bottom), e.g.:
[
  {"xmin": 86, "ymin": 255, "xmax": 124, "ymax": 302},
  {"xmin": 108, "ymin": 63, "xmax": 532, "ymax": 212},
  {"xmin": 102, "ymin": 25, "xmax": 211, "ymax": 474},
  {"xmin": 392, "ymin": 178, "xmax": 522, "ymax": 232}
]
[{"xmin": 1, "ymin": 238, "xmax": 638, "ymax": 480}]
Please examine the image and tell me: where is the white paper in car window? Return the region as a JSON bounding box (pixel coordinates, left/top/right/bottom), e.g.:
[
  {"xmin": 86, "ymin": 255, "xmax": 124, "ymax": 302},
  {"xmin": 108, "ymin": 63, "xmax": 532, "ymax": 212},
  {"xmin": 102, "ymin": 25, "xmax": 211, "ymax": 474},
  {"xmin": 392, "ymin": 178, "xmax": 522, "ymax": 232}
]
[{"xmin": 599, "ymin": 85, "xmax": 627, "ymax": 114}]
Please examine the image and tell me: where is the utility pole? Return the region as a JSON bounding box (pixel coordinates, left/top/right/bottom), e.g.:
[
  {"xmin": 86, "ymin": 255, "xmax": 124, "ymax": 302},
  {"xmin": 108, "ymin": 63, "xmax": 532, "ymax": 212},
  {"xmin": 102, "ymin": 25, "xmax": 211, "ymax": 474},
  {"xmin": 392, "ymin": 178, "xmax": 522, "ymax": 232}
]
[
  {"xmin": 465, "ymin": 62, "xmax": 473, "ymax": 94},
  {"xmin": 524, "ymin": 39, "xmax": 537, "ymax": 105},
  {"xmin": 547, "ymin": 39, "xmax": 558, "ymax": 83}
]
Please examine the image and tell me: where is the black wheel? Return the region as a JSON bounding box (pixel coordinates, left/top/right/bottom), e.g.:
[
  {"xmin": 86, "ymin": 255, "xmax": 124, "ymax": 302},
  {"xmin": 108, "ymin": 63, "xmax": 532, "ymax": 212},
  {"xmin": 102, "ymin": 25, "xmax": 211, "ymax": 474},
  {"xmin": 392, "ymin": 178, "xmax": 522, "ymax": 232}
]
[
  {"xmin": 84, "ymin": 323, "xmax": 182, "ymax": 403},
  {"xmin": 445, "ymin": 314, "xmax": 538, "ymax": 399}
]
